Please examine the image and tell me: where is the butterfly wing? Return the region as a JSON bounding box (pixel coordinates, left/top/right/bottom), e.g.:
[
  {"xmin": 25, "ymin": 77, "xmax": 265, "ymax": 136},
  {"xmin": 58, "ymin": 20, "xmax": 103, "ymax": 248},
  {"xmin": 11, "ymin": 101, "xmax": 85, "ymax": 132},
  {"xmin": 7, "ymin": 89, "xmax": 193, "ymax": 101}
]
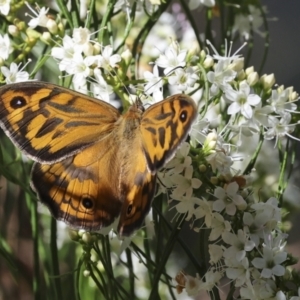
[
  {"xmin": 31, "ymin": 136, "xmax": 124, "ymax": 231},
  {"xmin": 117, "ymin": 95, "xmax": 197, "ymax": 236},
  {"xmin": 0, "ymin": 81, "xmax": 120, "ymax": 163},
  {"xmin": 117, "ymin": 142, "xmax": 157, "ymax": 236},
  {"xmin": 140, "ymin": 94, "xmax": 197, "ymax": 172}
]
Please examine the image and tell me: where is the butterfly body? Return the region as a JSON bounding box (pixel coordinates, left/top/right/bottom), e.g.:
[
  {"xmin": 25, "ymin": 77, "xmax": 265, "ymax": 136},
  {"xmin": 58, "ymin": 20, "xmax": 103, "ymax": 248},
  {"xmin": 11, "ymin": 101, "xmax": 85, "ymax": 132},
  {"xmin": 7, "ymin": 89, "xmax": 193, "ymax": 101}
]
[{"xmin": 0, "ymin": 81, "xmax": 197, "ymax": 236}]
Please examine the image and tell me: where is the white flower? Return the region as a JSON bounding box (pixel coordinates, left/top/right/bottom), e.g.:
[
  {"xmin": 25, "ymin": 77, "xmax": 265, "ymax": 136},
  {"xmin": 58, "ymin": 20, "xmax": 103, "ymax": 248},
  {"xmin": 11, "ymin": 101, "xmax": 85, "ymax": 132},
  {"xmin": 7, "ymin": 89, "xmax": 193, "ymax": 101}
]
[
  {"xmin": 155, "ymin": 40, "xmax": 187, "ymax": 75},
  {"xmin": 168, "ymin": 67, "xmax": 199, "ymax": 91},
  {"xmin": 64, "ymin": 53, "xmax": 92, "ymax": 85},
  {"xmin": 164, "ymin": 142, "xmax": 192, "ymax": 174},
  {"xmin": 72, "ymin": 27, "xmax": 94, "ymax": 56},
  {"xmin": 91, "ymin": 69, "xmax": 113, "ymax": 102},
  {"xmin": 206, "ymin": 150, "xmax": 233, "ymax": 175},
  {"xmin": 207, "ymin": 61, "xmax": 236, "ymax": 95},
  {"xmin": 243, "ymin": 212, "xmax": 269, "ymax": 247},
  {"xmin": 91, "ymin": 45, "xmax": 121, "ymax": 70},
  {"xmin": 209, "ymin": 212, "xmax": 231, "ymax": 241},
  {"xmin": 225, "ymin": 257, "xmax": 251, "ymax": 287},
  {"xmin": 201, "ymin": 269, "xmax": 222, "ymax": 292},
  {"xmin": 222, "ymin": 229, "xmax": 255, "ymax": 262},
  {"xmin": 170, "ymin": 165, "xmax": 202, "ymax": 198},
  {"xmin": 267, "ymin": 89, "xmax": 297, "ymax": 116},
  {"xmin": 208, "ymin": 244, "xmax": 223, "ymax": 264},
  {"xmin": 0, "ymin": 33, "xmax": 13, "ymax": 60},
  {"xmin": 190, "ymin": 115, "xmax": 210, "ymax": 147},
  {"xmin": 184, "ymin": 273, "xmax": 203, "ymax": 296},
  {"xmin": 193, "ymin": 198, "xmax": 213, "ymax": 228},
  {"xmin": 264, "ymin": 113, "xmax": 300, "ymax": 146},
  {"xmin": 0, "ymin": 0, "xmax": 10, "ymax": 15},
  {"xmin": 225, "ymin": 81, "xmax": 261, "ymax": 119},
  {"xmin": 51, "ymin": 35, "xmax": 81, "ymax": 71},
  {"xmin": 233, "ymin": 5, "xmax": 264, "ymax": 40},
  {"xmin": 26, "ymin": 2, "xmax": 50, "ymax": 28},
  {"xmin": 213, "ymin": 182, "xmax": 247, "ymax": 216},
  {"xmin": 252, "ymin": 246, "xmax": 287, "ymax": 278},
  {"xmin": 143, "ymin": 65, "xmax": 163, "ymax": 101},
  {"xmin": 1, "ymin": 62, "xmax": 30, "ymax": 83},
  {"xmin": 170, "ymin": 194, "xmax": 202, "ymax": 221}
]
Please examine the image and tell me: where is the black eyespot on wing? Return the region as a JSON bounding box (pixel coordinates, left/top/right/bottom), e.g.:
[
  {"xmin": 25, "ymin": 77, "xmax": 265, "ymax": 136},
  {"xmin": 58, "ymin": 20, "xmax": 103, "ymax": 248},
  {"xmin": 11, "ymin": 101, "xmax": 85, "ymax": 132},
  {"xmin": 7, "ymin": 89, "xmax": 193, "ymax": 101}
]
[
  {"xmin": 179, "ymin": 110, "xmax": 188, "ymax": 123},
  {"xmin": 127, "ymin": 204, "xmax": 133, "ymax": 215},
  {"xmin": 10, "ymin": 96, "xmax": 27, "ymax": 109},
  {"xmin": 82, "ymin": 197, "xmax": 94, "ymax": 210}
]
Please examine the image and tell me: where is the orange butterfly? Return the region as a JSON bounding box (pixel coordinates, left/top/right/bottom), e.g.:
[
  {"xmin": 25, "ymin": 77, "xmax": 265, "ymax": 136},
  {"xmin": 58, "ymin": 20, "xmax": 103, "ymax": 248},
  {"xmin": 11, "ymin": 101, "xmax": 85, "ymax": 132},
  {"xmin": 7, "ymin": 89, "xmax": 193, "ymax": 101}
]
[{"xmin": 0, "ymin": 81, "xmax": 197, "ymax": 236}]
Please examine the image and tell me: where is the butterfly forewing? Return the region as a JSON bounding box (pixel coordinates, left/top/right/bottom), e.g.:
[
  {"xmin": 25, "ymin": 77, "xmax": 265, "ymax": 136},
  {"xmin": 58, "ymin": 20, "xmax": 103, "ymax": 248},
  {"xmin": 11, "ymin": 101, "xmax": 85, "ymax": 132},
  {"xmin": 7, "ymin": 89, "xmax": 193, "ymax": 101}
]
[
  {"xmin": 140, "ymin": 94, "xmax": 197, "ymax": 171},
  {"xmin": 0, "ymin": 82, "xmax": 120, "ymax": 163}
]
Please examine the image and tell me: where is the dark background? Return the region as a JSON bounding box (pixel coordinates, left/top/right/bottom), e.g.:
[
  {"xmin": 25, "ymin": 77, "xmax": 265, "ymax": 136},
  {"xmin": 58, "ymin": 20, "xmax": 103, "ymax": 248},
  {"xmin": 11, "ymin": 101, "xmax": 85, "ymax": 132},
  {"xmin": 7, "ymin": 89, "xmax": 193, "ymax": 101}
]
[
  {"xmin": 257, "ymin": 1, "xmax": 300, "ymax": 263},
  {"xmin": 257, "ymin": 1, "xmax": 300, "ymax": 91}
]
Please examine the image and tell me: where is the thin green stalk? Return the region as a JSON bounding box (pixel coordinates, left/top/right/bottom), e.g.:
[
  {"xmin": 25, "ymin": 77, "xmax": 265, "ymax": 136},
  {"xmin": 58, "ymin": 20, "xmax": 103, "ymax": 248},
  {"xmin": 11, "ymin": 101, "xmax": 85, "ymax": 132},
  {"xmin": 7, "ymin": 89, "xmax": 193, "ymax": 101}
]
[
  {"xmin": 56, "ymin": 0, "xmax": 73, "ymax": 28},
  {"xmin": 70, "ymin": 0, "xmax": 80, "ymax": 28},
  {"xmin": 180, "ymin": 0, "xmax": 203, "ymax": 49},
  {"xmin": 258, "ymin": 4, "xmax": 270, "ymax": 74},
  {"xmin": 30, "ymin": 47, "xmax": 52, "ymax": 78},
  {"xmin": 244, "ymin": 129, "xmax": 264, "ymax": 174},
  {"xmin": 148, "ymin": 215, "xmax": 185, "ymax": 300},
  {"xmin": 125, "ymin": 248, "xmax": 135, "ymax": 298},
  {"xmin": 198, "ymin": 62, "xmax": 210, "ymax": 117},
  {"xmin": 85, "ymin": 0, "xmax": 96, "ymax": 29},
  {"xmin": 132, "ymin": 0, "xmax": 171, "ymax": 72},
  {"xmin": 75, "ymin": 257, "xmax": 84, "ymax": 300},
  {"xmin": 115, "ymin": 1, "xmax": 137, "ymax": 53},
  {"xmin": 98, "ymin": 0, "xmax": 118, "ymax": 44},
  {"xmin": 277, "ymin": 139, "xmax": 290, "ymax": 205},
  {"xmin": 50, "ymin": 218, "xmax": 63, "ymax": 300},
  {"xmin": 27, "ymin": 192, "xmax": 40, "ymax": 300}
]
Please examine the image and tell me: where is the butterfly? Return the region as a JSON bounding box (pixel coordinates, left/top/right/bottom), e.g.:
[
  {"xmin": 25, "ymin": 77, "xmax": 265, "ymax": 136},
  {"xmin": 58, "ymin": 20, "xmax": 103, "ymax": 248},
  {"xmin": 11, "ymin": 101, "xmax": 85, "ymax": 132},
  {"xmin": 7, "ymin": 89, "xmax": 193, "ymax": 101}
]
[{"xmin": 0, "ymin": 81, "xmax": 197, "ymax": 236}]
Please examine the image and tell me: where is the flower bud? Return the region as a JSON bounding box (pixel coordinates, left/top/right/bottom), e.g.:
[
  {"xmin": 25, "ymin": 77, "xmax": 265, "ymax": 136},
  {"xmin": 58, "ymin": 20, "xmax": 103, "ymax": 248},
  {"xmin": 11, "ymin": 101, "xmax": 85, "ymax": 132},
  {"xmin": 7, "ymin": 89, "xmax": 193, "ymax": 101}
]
[
  {"xmin": 210, "ymin": 176, "xmax": 218, "ymax": 185},
  {"xmin": 82, "ymin": 232, "xmax": 93, "ymax": 244},
  {"xmin": 68, "ymin": 229, "xmax": 80, "ymax": 241},
  {"xmin": 46, "ymin": 19, "xmax": 58, "ymax": 34},
  {"xmin": 260, "ymin": 73, "xmax": 275, "ymax": 89},
  {"xmin": 121, "ymin": 49, "xmax": 132, "ymax": 64},
  {"xmin": 237, "ymin": 69, "xmax": 246, "ymax": 81},
  {"xmin": 203, "ymin": 55, "xmax": 214, "ymax": 68},
  {"xmin": 247, "ymin": 71, "xmax": 259, "ymax": 86},
  {"xmin": 245, "ymin": 66, "xmax": 254, "ymax": 76},
  {"xmin": 290, "ymin": 91, "xmax": 299, "ymax": 101},
  {"xmin": 41, "ymin": 32, "xmax": 52, "ymax": 44},
  {"xmin": 83, "ymin": 42, "xmax": 94, "ymax": 56},
  {"xmin": 199, "ymin": 164, "xmax": 207, "ymax": 172},
  {"xmin": 200, "ymin": 50, "xmax": 206, "ymax": 60},
  {"xmin": 228, "ymin": 57, "xmax": 244, "ymax": 72},
  {"xmin": 8, "ymin": 25, "xmax": 19, "ymax": 36}
]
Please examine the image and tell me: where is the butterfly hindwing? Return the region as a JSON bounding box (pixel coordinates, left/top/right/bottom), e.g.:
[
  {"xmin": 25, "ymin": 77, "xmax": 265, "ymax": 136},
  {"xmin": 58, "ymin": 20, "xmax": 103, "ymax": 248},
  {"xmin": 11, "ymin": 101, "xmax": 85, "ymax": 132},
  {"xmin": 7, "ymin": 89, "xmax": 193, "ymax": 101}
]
[
  {"xmin": 0, "ymin": 81, "xmax": 120, "ymax": 163},
  {"xmin": 31, "ymin": 138, "xmax": 124, "ymax": 231}
]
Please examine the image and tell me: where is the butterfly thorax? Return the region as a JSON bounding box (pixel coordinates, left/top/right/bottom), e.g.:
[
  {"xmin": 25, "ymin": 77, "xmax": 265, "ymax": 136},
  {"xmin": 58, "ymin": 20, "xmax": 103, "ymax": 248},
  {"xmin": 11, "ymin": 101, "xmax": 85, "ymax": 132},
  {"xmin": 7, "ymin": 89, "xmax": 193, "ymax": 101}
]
[{"xmin": 120, "ymin": 103, "xmax": 144, "ymax": 139}]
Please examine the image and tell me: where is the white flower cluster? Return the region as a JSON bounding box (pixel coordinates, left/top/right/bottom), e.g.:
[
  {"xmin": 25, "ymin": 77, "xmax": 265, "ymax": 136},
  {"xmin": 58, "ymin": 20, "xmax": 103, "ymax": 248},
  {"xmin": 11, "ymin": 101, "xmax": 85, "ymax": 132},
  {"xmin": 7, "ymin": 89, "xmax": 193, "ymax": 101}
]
[{"xmin": 142, "ymin": 41, "xmax": 300, "ymax": 298}]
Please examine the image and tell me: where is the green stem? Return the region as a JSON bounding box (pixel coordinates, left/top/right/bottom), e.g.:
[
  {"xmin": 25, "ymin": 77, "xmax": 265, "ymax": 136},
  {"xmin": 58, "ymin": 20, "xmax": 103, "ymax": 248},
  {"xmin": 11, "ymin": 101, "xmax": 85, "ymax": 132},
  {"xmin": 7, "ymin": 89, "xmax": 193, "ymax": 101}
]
[
  {"xmin": 50, "ymin": 218, "xmax": 63, "ymax": 300},
  {"xmin": 98, "ymin": 0, "xmax": 118, "ymax": 44},
  {"xmin": 28, "ymin": 192, "xmax": 40, "ymax": 300},
  {"xmin": 244, "ymin": 128, "xmax": 264, "ymax": 174},
  {"xmin": 56, "ymin": 0, "xmax": 73, "ymax": 28},
  {"xmin": 180, "ymin": 0, "xmax": 203, "ymax": 49}
]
